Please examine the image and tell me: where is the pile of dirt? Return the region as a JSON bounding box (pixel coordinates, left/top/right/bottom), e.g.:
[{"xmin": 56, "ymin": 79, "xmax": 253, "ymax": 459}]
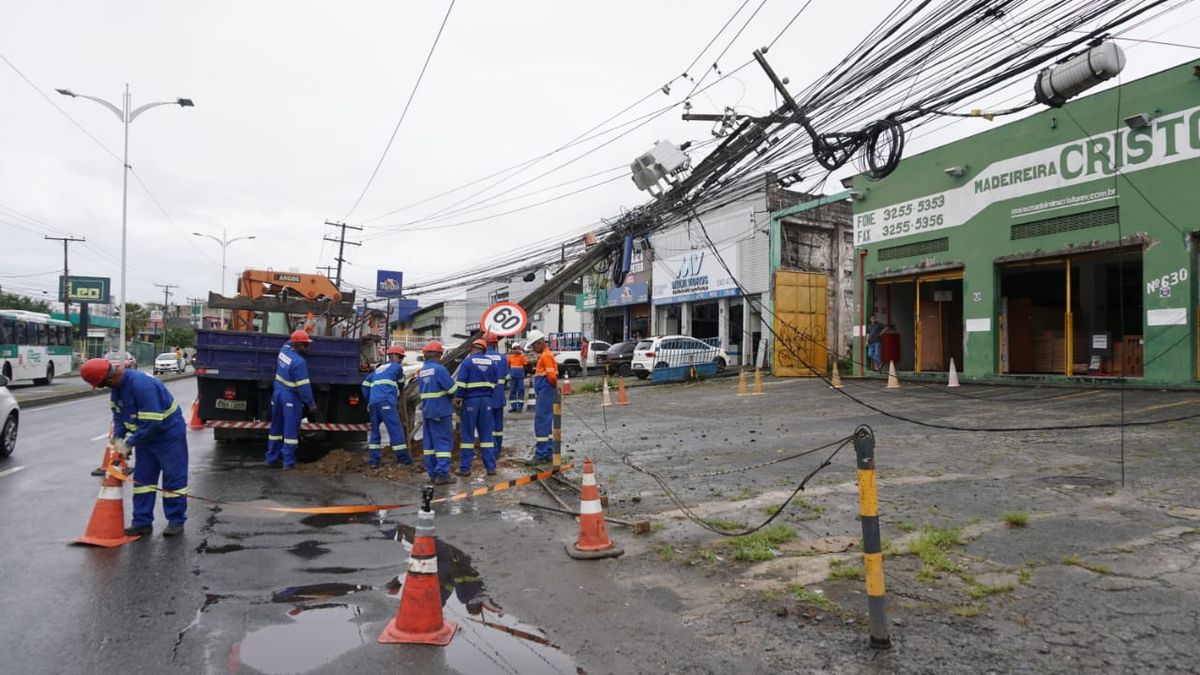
[{"xmin": 297, "ymin": 448, "xmax": 363, "ymax": 476}]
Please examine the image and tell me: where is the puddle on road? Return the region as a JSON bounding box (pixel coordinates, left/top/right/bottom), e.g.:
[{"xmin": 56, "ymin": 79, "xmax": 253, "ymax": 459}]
[
  {"xmin": 287, "ymin": 540, "xmax": 331, "ymax": 559},
  {"xmin": 299, "ymin": 511, "xmax": 391, "ymax": 528},
  {"xmin": 273, "ymin": 583, "xmax": 371, "ymax": 603},
  {"xmin": 238, "ymin": 527, "xmax": 580, "ymax": 674}
]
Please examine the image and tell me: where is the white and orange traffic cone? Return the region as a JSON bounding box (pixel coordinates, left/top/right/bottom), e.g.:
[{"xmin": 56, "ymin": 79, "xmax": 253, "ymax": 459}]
[
  {"xmin": 90, "ymin": 427, "xmax": 114, "ymax": 476},
  {"xmin": 752, "ymin": 368, "xmax": 765, "ymax": 395},
  {"xmin": 615, "ymin": 376, "xmax": 629, "ymax": 405},
  {"xmin": 188, "ymin": 398, "xmax": 204, "ymax": 430},
  {"xmin": 565, "ymin": 458, "xmax": 624, "ymax": 560},
  {"xmin": 886, "ymin": 361, "xmax": 901, "ymax": 389},
  {"xmin": 601, "ymin": 377, "xmax": 613, "ymax": 407},
  {"xmin": 561, "ymin": 372, "xmax": 573, "ymax": 396},
  {"xmin": 74, "ymin": 456, "xmax": 139, "ymax": 548},
  {"xmin": 737, "ymin": 368, "xmax": 749, "ymax": 396},
  {"xmin": 378, "ymin": 489, "xmax": 458, "ymax": 646},
  {"xmin": 947, "ymin": 358, "xmax": 960, "ymax": 388}
]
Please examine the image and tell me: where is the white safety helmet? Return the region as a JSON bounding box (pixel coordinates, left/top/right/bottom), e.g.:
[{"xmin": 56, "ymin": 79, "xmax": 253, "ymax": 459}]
[{"xmin": 525, "ymin": 329, "xmax": 546, "ymax": 346}]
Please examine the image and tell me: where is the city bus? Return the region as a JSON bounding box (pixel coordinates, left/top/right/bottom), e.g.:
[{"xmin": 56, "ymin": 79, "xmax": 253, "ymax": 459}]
[{"xmin": 0, "ymin": 310, "xmax": 73, "ymax": 385}]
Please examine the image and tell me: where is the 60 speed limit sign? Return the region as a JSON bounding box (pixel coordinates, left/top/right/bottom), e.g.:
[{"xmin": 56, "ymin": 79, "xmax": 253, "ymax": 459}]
[{"xmin": 480, "ymin": 301, "xmax": 528, "ymax": 337}]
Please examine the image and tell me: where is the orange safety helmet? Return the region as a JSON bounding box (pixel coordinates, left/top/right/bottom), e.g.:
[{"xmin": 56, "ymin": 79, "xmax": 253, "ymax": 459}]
[
  {"xmin": 471, "ymin": 339, "xmax": 487, "ymax": 350},
  {"xmin": 483, "ymin": 331, "xmax": 499, "ymax": 344},
  {"xmin": 386, "ymin": 344, "xmax": 407, "ymax": 356},
  {"xmin": 80, "ymin": 357, "xmax": 114, "ymax": 388},
  {"xmin": 290, "ymin": 329, "xmax": 313, "ymax": 344},
  {"xmin": 423, "ymin": 340, "xmax": 444, "ymax": 354}
]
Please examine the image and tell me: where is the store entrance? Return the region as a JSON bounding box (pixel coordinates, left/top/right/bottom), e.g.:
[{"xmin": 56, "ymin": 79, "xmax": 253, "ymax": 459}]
[
  {"xmin": 999, "ymin": 249, "xmax": 1143, "ymax": 376},
  {"xmin": 871, "ymin": 271, "xmax": 963, "ymax": 372}
]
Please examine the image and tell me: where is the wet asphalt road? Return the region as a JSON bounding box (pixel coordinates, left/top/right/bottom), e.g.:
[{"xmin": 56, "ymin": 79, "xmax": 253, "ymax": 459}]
[{"xmin": 0, "ymin": 379, "xmax": 581, "ymax": 675}]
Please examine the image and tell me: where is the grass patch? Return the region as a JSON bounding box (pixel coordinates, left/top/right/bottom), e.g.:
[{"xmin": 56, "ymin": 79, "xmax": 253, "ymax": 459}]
[
  {"xmin": 952, "ymin": 604, "xmax": 982, "ymax": 618},
  {"xmin": 651, "ymin": 521, "xmax": 667, "ymax": 534},
  {"xmin": 657, "ymin": 544, "xmax": 675, "ymax": 561},
  {"xmin": 573, "ymin": 382, "xmax": 603, "ymax": 393},
  {"xmin": 908, "ymin": 525, "xmax": 965, "ymax": 582},
  {"xmin": 729, "ymin": 487, "xmax": 757, "ymax": 502},
  {"xmin": 892, "ymin": 520, "xmax": 917, "ymax": 533},
  {"xmin": 704, "ymin": 518, "xmax": 744, "ymax": 531},
  {"xmin": 727, "ymin": 525, "xmax": 797, "ymax": 562},
  {"xmin": 787, "ymin": 584, "xmax": 835, "ymax": 611},
  {"xmin": 759, "ymin": 503, "xmax": 784, "ymax": 516},
  {"xmin": 1017, "ymin": 567, "xmax": 1032, "ymax": 584},
  {"xmin": 1002, "ymin": 511, "xmax": 1030, "ymax": 528},
  {"xmin": 966, "ymin": 582, "xmax": 1014, "ymax": 599},
  {"xmin": 1062, "ymin": 555, "xmax": 1110, "ymax": 574},
  {"xmin": 1117, "ymin": 546, "xmax": 1134, "ymax": 553},
  {"xmin": 827, "ymin": 563, "xmax": 865, "ymax": 582}
]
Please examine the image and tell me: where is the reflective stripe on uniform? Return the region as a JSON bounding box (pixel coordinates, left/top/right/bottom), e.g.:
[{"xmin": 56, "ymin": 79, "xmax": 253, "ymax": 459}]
[
  {"xmin": 394, "ymin": 444, "xmax": 407, "ymax": 450},
  {"xmin": 435, "ymin": 451, "xmax": 452, "ymax": 458},
  {"xmin": 163, "ymin": 487, "xmax": 188, "ymax": 498},
  {"xmin": 424, "ymin": 449, "xmax": 436, "ymax": 456},
  {"xmin": 268, "ymin": 435, "xmax": 283, "ymax": 441},
  {"xmin": 132, "ymin": 486, "xmax": 157, "ymax": 495},
  {"xmin": 275, "ymin": 374, "xmax": 311, "ymax": 388},
  {"xmin": 369, "ymin": 379, "xmax": 398, "ymax": 387},
  {"xmin": 283, "ymin": 438, "xmax": 299, "ymax": 445},
  {"xmin": 421, "ymin": 391, "xmax": 450, "ymax": 399},
  {"xmin": 124, "ymin": 422, "xmax": 138, "ymax": 431},
  {"xmin": 136, "ymin": 400, "xmax": 180, "ymax": 421},
  {"xmin": 479, "ymin": 442, "xmax": 495, "ymax": 448},
  {"xmin": 368, "ymin": 444, "xmax": 382, "ymax": 449},
  {"xmin": 458, "ymin": 381, "xmax": 495, "ymax": 389},
  {"xmin": 535, "ymin": 435, "xmax": 550, "ymax": 442}
]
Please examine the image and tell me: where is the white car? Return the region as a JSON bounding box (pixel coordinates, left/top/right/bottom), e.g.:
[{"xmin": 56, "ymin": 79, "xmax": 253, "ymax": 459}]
[
  {"xmin": 154, "ymin": 352, "xmax": 184, "ymax": 375},
  {"xmin": 630, "ymin": 335, "xmax": 730, "ymax": 380},
  {"xmin": 556, "ymin": 340, "xmax": 610, "ymax": 377},
  {"xmin": 0, "ymin": 373, "xmax": 19, "ymax": 457}
]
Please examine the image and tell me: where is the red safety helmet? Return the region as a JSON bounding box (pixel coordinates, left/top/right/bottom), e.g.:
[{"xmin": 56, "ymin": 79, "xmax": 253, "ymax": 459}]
[
  {"xmin": 80, "ymin": 357, "xmax": 115, "ymax": 388},
  {"xmin": 483, "ymin": 331, "xmax": 499, "ymax": 344},
  {"xmin": 471, "ymin": 339, "xmax": 487, "ymax": 350},
  {"xmin": 386, "ymin": 344, "xmax": 406, "ymax": 356},
  {"xmin": 423, "ymin": 340, "xmax": 444, "ymax": 354},
  {"xmin": 290, "ymin": 329, "xmax": 313, "ymax": 344}
]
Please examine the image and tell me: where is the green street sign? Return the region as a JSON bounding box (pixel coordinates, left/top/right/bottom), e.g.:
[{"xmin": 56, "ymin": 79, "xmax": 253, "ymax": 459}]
[{"xmin": 59, "ymin": 275, "xmax": 112, "ymax": 304}]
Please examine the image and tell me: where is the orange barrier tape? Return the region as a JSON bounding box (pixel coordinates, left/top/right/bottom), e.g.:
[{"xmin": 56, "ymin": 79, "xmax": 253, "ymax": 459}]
[{"xmin": 104, "ymin": 463, "xmax": 574, "ymax": 514}]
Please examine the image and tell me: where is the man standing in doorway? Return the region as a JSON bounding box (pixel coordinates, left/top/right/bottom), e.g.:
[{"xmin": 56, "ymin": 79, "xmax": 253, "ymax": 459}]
[
  {"xmin": 866, "ymin": 313, "xmax": 885, "ymax": 371},
  {"xmin": 524, "ymin": 330, "xmax": 557, "ymax": 466}
]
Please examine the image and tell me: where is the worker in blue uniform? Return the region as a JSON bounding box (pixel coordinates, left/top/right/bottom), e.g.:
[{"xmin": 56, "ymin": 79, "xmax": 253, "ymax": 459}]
[
  {"xmin": 266, "ymin": 330, "xmax": 318, "ymax": 470},
  {"xmin": 455, "ymin": 339, "xmax": 498, "ymax": 476},
  {"xmin": 361, "ymin": 344, "xmax": 413, "ymax": 468},
  {"xmin": 81, "ymin": 357, "xmax": 188, "ymax": 537},
  {"xmin": 418, "ymin": 341, "xmax": 457, "ymax": 484},
  {"xmin": 483, "ymin": 332, "xmax": 510, "ymax": 460}
]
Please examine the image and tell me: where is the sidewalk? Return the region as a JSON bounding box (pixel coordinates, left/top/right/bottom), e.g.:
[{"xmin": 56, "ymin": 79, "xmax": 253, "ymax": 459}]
[{"xmin": 10, "ymin": 370, "xmax": 196, "ymax": 409}]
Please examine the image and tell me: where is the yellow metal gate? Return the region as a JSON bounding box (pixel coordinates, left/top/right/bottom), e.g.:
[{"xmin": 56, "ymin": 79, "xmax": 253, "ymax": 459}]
[{"xmin": 773, "ymin": 270, "xmax": 828, "ymax": 377}]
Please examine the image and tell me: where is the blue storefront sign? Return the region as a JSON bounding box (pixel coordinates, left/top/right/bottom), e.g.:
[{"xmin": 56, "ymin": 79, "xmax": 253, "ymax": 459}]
[
  {"xmin": 376, "ymin": 270, "xmax": 404, "ymax": 298},
  {"xmin": 607, "ymin": 281, "xmax": 648, "ymax": 306}
]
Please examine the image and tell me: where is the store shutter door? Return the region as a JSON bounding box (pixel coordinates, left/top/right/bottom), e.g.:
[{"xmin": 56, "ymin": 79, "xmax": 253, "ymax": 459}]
[{"xmin": 773, "ymin": 270, "xmax": 828, "ymax": 377}]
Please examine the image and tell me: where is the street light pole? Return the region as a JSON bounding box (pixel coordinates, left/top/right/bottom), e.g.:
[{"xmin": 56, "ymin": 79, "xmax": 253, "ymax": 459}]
[
  {"xmin": 193, "ymin": 228, "xmax": 255, "ymax": 327},
  {"xmin": 57, "ymin": 85, "xmax": 193, "ymax": 356}
]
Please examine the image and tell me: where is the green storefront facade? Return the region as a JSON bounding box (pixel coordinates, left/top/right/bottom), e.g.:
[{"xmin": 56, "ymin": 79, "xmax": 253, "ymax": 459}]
[{"xmin": 850, "ymin": 61, "xmax": 1199, "ymax": 386}]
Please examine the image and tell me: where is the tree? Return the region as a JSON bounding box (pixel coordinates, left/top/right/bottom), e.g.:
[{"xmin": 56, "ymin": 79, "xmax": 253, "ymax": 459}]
[
  {"xmin": 0, "ymin": 292, "xmax": 51, "ymax": 313},
  {"xmin": 122, "ymin": 302, "xmax": 149, "ymax": 337},
  {"xmin": 164, "ymin": 327, "xmax": 195, "ymax": 349}
]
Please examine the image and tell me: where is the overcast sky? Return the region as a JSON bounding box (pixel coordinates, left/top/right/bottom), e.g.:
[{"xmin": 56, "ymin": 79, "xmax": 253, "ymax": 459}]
[{"xmin": 3, "ymin": 1, "xmax": 1198, "ymax": 309}]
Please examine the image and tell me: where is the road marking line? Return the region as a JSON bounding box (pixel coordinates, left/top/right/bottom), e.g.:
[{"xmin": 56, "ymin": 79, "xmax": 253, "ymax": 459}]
[
  {"xmin": 1048, "ymin": 389, "xmax": 1106, "ymax": 402},
  {"xmin": 1129, "ymin": 399, "xmax": 1199, "ymax": 415},
  {"xmin": 90, "ymin": 433, "xmax": 110, "ymax": 441},
  {"xmin": 0, "ymin": 466, "xmax": 26, "ymax": 479}
]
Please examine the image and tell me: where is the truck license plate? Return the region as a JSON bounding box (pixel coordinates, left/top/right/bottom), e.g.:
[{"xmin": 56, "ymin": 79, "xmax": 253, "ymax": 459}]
[{"xmin": 214, "ymin": 399, "xmax": 248, "ymax": 411}]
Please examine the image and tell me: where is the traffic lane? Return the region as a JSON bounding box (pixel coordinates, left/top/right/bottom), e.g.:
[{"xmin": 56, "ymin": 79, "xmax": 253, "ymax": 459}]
[{"xmin": 0, "ymin": 378, "xmax": 206, "ymax": 673}]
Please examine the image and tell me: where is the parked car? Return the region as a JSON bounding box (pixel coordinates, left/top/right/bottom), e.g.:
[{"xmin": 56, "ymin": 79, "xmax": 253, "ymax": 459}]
[
  {"xmin": 630, "ymin": 335, "xmax": 730, "ymax": 379},
  {"xmin": 553, "ymin": 337, "xmax": 610, "ymax": 377},
  {"xmin": 154, "ymin": 352, "xmax": 183, "ymax": 375},
  {"xmin": 0, "ymin": 374, "xmax": 18, "ymax": 457},
  {"xmin": 596, "ymin": 340, "xmax": 636, "ymax": 377},
  {"xmin": 104, "ymin": 351, "xmax": 137, "ymax": 371}
]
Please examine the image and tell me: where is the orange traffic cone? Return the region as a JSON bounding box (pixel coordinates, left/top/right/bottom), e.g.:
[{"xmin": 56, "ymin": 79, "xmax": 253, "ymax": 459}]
[
  {"xmin": 886, "ymin": 361, "xmax": 901, "ymax": 389},
  {"xmin": 615, "ymin": 376, "xmax": 629, "ymax": 405},
  {"xmin": 737, "ymin": 368, "xmax": 749, "ymax": 396},
  {"xmin": 947, "ymin": 358, "xmax": 960, "ymax": 388},
  {"xmin": 91, "ymin": 426, "xmax": 114, "ymax": 476},
  {"xmin": 379, "ymin": 490, "xmax": 458, "ymax": 646},
  {"xmin": 601, "ymin": 377, "xmax": 613, "ymax": 407},
  {"xmin": 752, "ymin": 368, "xmax": 765, "ymax": 395},
  {"xmin": 188, "ymin": 399, "xmax": 204, "ymax": 430},
  {"xmin": 566, "ymin": 458, "xmax": 624, "ymax": 560},
  {"xmin": 561, "ymin": 372, "xmax": 573, "ymax": 396},
  {"xmin": 74, "ymin": 457, "xmax": 139, "ymax": 548}
]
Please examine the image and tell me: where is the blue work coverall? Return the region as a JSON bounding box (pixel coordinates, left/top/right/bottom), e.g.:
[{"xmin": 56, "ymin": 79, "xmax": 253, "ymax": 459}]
[
  {"xmin": 418, "ymin": 361, "xmax": 457, "ymax": 480},
  {"xmin": 484, "ymin": 348, "xmax": 510, "ymax": 451},
  {"xmin": 266, "ymin": 342, "xmax": 315, "ymax": 468},
  {"xmin": 111, "ymin": 369, "xmax": 188, "ymax": 528},
  {"xmin": 532, "ymin": 348, "xmax": 558, "ymax": 461},
  {"xmin": 455, "ymin": 353, "xmax": 497, "ymax": 473},
  {"xmin": 508, "ymin": 364, "xmax": 526, "ymax": 412},
  {"xmin": 361, "ymin": 362, "xmax": 411, "ymax": 466}
]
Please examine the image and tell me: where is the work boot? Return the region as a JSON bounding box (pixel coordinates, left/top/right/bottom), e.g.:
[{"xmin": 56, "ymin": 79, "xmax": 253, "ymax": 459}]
[
  {"xmin": 162, "ymin": 524, "xmax": 185, "ymax": 537},
  {"xmin": 486, "ymin": 469, "xmax": 497, "ymax": 476},
  {"xmin": 524, "ymin": 457, "xmax": 548, "ymax": 467},
  {"xmin": 124, "ymin": 524, "xmax": 153, "ymax": 536},
  {"xmin": 433, "ymin": 474, "xmax": 455, "ymax": 485},
  {"xmin": 455, "ymin": 469, "xmax": 471, "ymax": 477}
]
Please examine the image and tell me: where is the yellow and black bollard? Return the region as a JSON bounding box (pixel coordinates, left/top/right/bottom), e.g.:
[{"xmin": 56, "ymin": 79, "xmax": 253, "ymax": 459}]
[
  {"xmin": 854, "ymin": 425, "xmax": 891, "ymax": 650},
  {"xmin": 552, "ymin": 387, "xmax": 562, "ymax": 468}
]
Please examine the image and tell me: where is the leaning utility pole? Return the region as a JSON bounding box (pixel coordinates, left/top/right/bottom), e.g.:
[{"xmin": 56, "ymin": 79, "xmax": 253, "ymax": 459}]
[
  {"xmin": 323, "ymin": 220, "xmax": 362, "ymax": 289},
  {"xmin": 155, "ymin": 283, "xmax": 179, "ymax": 351},
  {"xmin": 45, "ymin": 235, "xmax": 86, "ymax": 345}
]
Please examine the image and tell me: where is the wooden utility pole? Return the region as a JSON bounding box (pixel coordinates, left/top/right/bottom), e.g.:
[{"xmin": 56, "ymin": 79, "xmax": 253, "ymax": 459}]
[
  {"xmin": 155, "ymin": 283, "xmax": 179, "ymax": 351},
  {"xmin": 323, "ymin": 221, "xmax": 362, "ymax": 289},
  {"xmin": 45, "ymin": 235, "xmax": 86, "ymax": 345}
]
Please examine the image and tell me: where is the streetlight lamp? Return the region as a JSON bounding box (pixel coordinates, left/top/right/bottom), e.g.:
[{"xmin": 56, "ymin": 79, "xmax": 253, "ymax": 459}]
[
  {"xmin": 56, "ymin": 84, "xmax": 193, "ymax": 356},
  {"xmin": 192, "ymin": 228, "xmax": 255, "ymax": 327}
]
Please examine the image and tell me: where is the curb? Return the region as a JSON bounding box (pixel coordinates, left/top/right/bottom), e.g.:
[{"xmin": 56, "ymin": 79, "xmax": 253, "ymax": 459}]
[{"xmin": 14, "ymin": 372, "xmax": 197, "ymax": 409}]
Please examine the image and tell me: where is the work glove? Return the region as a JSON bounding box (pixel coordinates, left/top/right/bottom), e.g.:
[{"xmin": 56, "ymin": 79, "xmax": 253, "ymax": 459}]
[{"xmin": 112, "ymin": 438, "xmax": 131, "ymax": 460}]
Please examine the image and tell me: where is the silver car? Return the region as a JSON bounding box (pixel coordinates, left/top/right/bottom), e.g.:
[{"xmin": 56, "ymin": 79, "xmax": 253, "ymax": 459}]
[{"xmin": 0, "ymin": 373, "xmax": 18, "ymax": 457}]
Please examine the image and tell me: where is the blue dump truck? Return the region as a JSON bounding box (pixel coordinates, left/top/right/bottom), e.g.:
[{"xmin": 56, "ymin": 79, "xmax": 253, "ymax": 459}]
[{"xmin": 194, "ymin": 329, "xmax": 370, "ymax": 442}]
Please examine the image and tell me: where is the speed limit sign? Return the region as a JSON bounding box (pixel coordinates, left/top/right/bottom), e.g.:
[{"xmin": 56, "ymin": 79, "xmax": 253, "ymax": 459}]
[{"xmin": 480, "ymin": 301, "xmax": 528, "ymax": 337}]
